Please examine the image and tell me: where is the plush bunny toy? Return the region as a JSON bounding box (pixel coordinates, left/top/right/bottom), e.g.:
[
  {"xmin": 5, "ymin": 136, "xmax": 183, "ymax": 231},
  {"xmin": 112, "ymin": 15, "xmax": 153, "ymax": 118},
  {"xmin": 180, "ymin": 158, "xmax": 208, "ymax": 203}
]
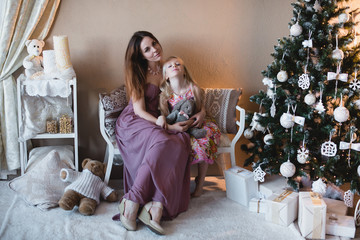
[{"xmin": 166, "ymin": 99, "xmax": 206, "ymax": 139}]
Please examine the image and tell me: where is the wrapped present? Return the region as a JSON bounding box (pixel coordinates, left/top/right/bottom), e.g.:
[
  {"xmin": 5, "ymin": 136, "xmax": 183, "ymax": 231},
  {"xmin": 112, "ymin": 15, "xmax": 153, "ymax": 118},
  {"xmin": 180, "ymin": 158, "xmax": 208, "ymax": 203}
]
[
  {"xmin": 326, "ymin": 213, "xmax": 356, "ymax": 238},
  {"xmin": 224, "ymin": 166, "xmax": 258, "ymax": 207},
  {"xmin": 323, "ymin": 197, "xmax": 348, "ymax": 216},
  {"xmin": 249, "ymin": 197, "xmax": 267, "ymax": 213},
  {"xmin": 298, "ymin": 192, "xmax": 327, "ymax": 239},
  {"xmin": 46, "ymin": 120, "xmax": 57, "ymax": 134},
  {"xmin": 259, "ymin": 174, "xmax": 291, "ymax": 198},
  {"xmin": 59, "ymin": 114, "xmax": 72, "ymax": 133},
  {"xmin": 265, "ymin": 190, "xmax": 298, "ymax": 226}
]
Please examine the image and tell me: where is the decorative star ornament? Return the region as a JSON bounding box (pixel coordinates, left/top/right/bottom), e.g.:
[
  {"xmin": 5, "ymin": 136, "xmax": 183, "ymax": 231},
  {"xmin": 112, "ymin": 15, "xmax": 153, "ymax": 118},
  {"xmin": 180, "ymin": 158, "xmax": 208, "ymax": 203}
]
[{"xmin": 253, "ymin": 165, "xmax": 266, "ymax": 182}]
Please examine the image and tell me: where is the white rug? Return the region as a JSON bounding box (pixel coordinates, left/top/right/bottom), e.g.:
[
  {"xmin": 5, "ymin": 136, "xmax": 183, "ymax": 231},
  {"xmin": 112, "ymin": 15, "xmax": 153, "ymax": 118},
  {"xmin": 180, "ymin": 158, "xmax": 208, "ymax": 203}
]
[{"xmin": 0, "ymin": 177, "xmax": 306, "ymax": 240}]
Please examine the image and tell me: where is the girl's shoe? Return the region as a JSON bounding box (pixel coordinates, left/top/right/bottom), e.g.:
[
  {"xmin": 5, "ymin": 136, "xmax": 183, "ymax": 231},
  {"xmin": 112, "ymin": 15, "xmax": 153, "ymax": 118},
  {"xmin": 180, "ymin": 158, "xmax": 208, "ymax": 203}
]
[
  {"xmin": 138, "ymin": 201, "xmax": 165, "ymax": 235},
  {"xmin": 118, "ymin": 198, "xmax": 137, "ymax": 231}
]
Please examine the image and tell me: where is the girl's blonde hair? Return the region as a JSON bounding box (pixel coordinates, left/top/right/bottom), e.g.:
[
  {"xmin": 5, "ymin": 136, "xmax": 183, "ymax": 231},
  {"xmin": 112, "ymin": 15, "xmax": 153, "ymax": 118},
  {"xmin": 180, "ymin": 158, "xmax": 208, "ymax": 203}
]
[{"xmin": 159, "ymin": 56, "xmax": 204, "ymax": 116}]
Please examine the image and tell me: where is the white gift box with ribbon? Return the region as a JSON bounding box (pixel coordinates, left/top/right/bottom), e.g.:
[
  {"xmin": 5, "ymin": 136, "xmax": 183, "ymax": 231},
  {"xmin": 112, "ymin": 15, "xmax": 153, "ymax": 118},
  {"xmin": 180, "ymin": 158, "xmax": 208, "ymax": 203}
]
[
  {"xmin": 259, "ymin": 174, "xmax": 290, "ymax": 198},
  {"xmin": 224, "ymin": 166, "xmax": 258, "ymax": 207},
  {"xmin": 325, "ymin": 213, "xmax": 356, "ymax": 238},
  {"xmin": 265, "ymin": 190, "xmax": 298, "ymax": 226},
  {"xmin": 249, "ymin": 197, "xmax": 267, "ymax": 213},
  {"xmin": 298, "ymin": 191, "xmax": 327, "ymax": 239}
]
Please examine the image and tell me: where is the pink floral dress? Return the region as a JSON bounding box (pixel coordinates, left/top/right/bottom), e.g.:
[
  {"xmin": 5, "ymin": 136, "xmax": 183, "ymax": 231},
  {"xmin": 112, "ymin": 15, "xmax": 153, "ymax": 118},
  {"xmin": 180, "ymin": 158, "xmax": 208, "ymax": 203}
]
[{"xmin": 168, "ymin": 88, "xmax": 221, "ymax": 165}]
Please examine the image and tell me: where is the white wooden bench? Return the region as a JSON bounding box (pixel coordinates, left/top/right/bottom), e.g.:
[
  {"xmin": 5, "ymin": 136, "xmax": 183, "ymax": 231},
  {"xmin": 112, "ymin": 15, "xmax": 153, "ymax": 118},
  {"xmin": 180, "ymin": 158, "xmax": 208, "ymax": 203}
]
[{"xmin": 99, "ymin": 87, "xmax": 245, "ymax": 184}]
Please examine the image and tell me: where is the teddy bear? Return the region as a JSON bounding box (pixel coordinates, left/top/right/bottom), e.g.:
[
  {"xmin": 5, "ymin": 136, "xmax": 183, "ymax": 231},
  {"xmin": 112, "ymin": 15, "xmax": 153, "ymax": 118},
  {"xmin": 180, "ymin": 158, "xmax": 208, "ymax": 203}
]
[
  {"xmin": 166, "ymin": 98, "xmax": 207, "ymax": 139},
  {"xmin": 23, "ymin": 39, "xmax": 45, "ymax": 78},
  {"xmin": 58, "ymin": 158, "xmax": 118, "ymax": 215}
]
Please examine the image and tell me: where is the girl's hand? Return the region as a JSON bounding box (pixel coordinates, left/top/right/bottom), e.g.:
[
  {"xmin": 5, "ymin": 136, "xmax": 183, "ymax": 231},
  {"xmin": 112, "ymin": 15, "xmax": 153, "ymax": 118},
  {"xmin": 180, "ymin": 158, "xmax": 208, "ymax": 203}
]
[
  {"xmin": 190, "ymin": 110, "xmax": 206, "ymax": 128},
  {"xmin": 168, "ymin": 119, "xmax": 194, "ymax": 132},
  {"xmin": 156, "ymin": 115, "xmax": 168, "ymax": 129}
]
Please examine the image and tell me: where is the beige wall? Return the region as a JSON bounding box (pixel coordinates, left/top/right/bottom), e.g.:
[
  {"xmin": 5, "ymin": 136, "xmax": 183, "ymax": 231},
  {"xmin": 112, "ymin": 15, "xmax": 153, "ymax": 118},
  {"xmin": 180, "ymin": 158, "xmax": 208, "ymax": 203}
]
[{"xmin": 44, "ymin": 0, "xmax": 359, "ymax": 165}]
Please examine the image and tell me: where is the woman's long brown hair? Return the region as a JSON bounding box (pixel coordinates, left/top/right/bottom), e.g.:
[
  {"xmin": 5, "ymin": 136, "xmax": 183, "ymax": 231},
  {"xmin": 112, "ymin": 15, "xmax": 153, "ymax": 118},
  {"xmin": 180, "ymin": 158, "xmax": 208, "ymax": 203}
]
[{"xmin": 124, "ymin": 31, "xmax": 162, "ymax": 101}]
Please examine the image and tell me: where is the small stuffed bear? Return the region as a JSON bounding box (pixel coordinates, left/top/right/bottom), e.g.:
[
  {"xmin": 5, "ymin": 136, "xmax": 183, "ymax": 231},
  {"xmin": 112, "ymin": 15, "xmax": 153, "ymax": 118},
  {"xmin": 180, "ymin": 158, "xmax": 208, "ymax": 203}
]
[
  {"xmin": 23, "ymin": 39, "xmax": 45, "ymax": 78},
  {"xmin": 58, "ymin": 158, "xmax": 118, "ymax": 215},
  {"xmin": 166, "ymin": 99, "xmax": 207, "ymax": 139}
]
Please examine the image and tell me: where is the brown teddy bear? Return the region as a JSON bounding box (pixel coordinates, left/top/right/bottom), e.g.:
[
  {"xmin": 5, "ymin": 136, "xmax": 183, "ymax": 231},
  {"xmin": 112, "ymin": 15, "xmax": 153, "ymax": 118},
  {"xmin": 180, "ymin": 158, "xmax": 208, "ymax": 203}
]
[{"xmin": 58, "ymin": 158, "xmax": 118, "ymax": 215}]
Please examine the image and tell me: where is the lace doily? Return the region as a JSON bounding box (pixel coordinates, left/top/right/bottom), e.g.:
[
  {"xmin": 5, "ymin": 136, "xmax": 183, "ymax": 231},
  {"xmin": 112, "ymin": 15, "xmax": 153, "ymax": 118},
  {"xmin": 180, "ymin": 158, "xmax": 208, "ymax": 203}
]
[
  {"xmin": 253, "ymin": 165, "xmax": 266, "ymax": 182},
  {"xmin": 24, "ymin": 79, "xmax": 71, "ymax": 98}
]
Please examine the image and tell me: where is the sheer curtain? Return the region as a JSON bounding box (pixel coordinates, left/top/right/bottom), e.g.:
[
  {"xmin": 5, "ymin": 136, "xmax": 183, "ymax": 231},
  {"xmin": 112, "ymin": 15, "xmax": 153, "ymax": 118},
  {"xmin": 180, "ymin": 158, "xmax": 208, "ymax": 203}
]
[{"xmin": 0, "ymin": 0, "xmax": 60, "ymax": 178}]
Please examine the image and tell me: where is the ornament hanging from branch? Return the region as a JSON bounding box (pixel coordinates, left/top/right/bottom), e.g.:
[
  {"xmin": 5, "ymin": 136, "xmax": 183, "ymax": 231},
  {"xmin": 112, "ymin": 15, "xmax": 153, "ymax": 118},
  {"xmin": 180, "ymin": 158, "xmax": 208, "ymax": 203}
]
[
  {"xmin": 253, "ymin": 164, "xmax": 266, "ymax": 182},
  {"xmin": 313, "ymin": 0, "xmax": 322, "ymax": 13},
  {"xmin": 304, "ymin": 91, "xmax": 316, "ymax": 105},
  {"xmin": 290, "ymin": 10, "xmax": 302, "ymax": 37},
  {"xmin": 339, "ymin": 131, "xmax": 360, "ymax": 167},
  {"xmin": 327, "ymin": 63, "xmax": 348, "ymax": 98},
  {"xmin": 332, "ymin": 34, "xmax": 344, "ymax": 61},
  {"xmin": 244, "ymin": 128, "xmax": 254, "ymax": 139},
  {"xmin": 264, "ymin": 128, "xmax": 274, "ymax": 145},
  {"xmin": 333, "ymin": 94, "xmax": 349, "ymax": 124},
  {"xmin": 315, "ymin": 86, "xmax": 326, "ymax": 113},
  {"xmin": 344, "ymin": 190, "xmax": 354, "ymax": 208},
  {"xmin": 321, "ymin": 129, "xmax": 337, "ymax": 157},
  {"xmin": 280, "ymin": 104, "xmax": 305, "ymax": 142},
  {"xmin": 297, "ymin": 136, "xmax": 309, "ymax": 164},
  {"xmin": 349, "ymin": 69, "xmax": 360, "ymax": 91},
  {"xmin": 270, "ymin": 85, "xmax": 277, "ymax": 117},
  {"xmin": 280, "ymin": 156, "xmax": 296, "ymax": 178}
]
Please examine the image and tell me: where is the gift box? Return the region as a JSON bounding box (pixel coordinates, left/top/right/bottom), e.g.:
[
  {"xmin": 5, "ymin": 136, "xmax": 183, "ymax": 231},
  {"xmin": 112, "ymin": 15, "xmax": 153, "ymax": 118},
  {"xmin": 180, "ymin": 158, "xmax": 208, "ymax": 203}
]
[
  {"xmin": 265, "ymin": 190, "xmax": 298, "ymax": 226},
  {"xmin": 298, "ymin": 192, "xmax": 327, "ymax": 239},
  {"xmin": 325, "ymin": 213, "xmax": 356, "ymax": 238},
  {"xmin": 259, "ymin": 174, "xmax": 290, "ymax": 198},
  {"xmin": 224, "ymin": 166, "xmax": 258, "ymax": 207},
  {"xmin": 323, "ymin": 197, "xmax": 348, "ymax": 216},
  {"xmin": 249, "ymin": 197, "xmax": 267, "ymax": 213}
]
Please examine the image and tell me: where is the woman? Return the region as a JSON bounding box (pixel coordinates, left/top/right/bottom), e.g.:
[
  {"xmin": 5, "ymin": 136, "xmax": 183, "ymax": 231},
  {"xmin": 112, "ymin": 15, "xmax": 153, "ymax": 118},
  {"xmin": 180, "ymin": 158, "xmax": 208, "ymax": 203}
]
[{"xmin": 114, "ymin": 31, "xmax": 193, "ymax": 235}]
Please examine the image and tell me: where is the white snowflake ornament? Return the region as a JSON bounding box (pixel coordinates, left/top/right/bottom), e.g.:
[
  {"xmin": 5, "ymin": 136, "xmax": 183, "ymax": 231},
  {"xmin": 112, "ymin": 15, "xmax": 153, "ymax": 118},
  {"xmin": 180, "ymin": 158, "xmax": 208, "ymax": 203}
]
[
  {"xmin": 312, "ymin": 178, "xmax": 327, "ymax": 196},
  {"xmin": 297, "ymin": 146, "xmax": 309, "ymax": 164},
  {"xmin": 298, "ymin": 73, "xmax": 310, "ymax": 90},
  {"xmin": 253, "ymin": 165, "xmax": 266, "ymax": 182},
  {"xmin": 344, "ymin": 190, "xmax": 354, "ymax": 207},
  {"xmin": 350, "ymin": 79, "xmax": 360, "ymax": 91}
]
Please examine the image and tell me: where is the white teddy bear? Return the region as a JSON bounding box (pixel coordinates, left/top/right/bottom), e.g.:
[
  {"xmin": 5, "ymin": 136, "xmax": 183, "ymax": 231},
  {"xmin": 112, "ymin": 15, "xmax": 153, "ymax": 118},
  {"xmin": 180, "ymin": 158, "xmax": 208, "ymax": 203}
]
[{"xmin": 23, "ymin": 39, "xmax": 45, "ymax": 78}]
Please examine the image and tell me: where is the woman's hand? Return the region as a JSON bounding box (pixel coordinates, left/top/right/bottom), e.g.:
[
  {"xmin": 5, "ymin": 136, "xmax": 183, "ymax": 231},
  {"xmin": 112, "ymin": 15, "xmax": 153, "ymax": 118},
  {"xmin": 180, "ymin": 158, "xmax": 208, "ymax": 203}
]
[
  {"xmin": 168, "ymin": 119, "xmax": 194, "ymax": 132},
  {"xmin": 156, "ymin": 115, "xmax": 168, "ymax": 129},
  {"xmin": 190, "ymin": 109, "xmax": 206, "ymax": 128}
]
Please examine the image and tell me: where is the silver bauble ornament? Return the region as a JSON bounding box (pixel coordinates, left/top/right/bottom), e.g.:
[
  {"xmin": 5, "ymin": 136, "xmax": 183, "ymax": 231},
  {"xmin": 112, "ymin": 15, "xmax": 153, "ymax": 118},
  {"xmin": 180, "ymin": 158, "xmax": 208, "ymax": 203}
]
[
  {"xmin": 332, "ymin": 48, "xmax": 344, "ymax": 61},
  {"xmin": 280, "ymin": 113, "xmax": 294, "ymax": 129},
  {"xmin": 304, "ymin": 93, "xmax": 316, "ymax": 105},
  {"xmin": 244, "ymin": 128, "xmax": 254, "ymax": 139},
  {"xmin": 338, "ymin": 13, "xmax": 349, "ymax": 23},
  {"xmin": 264, "ymin": 134, "xmax": 274, "ymax": 145},
  {"xmin": 277, "ymin": 70, "xmax": 288, "ymax": 82},
  {"xmin": 290, "ymin": 22, "xmax": 303, "ymax": 37},
  {"xmin": 334, "ymin": 106, "xmax": 349, "ymax": 123},
  {"xmin": 280, "ymin": 161, "xmax": 296, "ymax": 178}
]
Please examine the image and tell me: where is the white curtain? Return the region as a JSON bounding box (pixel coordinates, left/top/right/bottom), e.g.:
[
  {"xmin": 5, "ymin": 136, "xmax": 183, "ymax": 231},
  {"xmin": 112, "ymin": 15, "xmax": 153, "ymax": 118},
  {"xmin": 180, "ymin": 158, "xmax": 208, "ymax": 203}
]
[{"xmin": 0, "ymin": 0, "xmax": 60, "ymax": 177}]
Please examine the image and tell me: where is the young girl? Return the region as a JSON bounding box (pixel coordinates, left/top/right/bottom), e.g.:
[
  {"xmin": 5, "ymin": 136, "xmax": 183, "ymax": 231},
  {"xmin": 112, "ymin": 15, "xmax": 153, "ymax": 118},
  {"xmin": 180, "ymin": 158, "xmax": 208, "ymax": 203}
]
[{"xmin": 159, "ymin": 56, "xmax": 221, "ymax": 197}]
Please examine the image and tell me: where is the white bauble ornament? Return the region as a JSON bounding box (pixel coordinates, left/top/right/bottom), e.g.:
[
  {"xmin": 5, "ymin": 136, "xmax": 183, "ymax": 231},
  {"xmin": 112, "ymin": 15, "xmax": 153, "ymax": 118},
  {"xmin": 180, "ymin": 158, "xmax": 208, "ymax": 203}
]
[
  {"xmin": 244, "ymin": 128, "xmax": 254, "ymax": 139},
  {"xmin": 280, "ymin": 161, "xmax": 296, "ymax": 178},
  {"xmin": 332, "ymin": 48, "xmax": 344, "ymax": 61},
  {"xmin": 357, "ymin": 165, "xmax": 360, "ymax": 177},
  {"xmin": 304, "ymin": 93, "xmax": 316, "ymax": 105},
  {"xmin": 290, "ymin": 22, "xmax": 303, "ymax": 37},
  {"xmin": 280, "ymin": 113, "xmax": 294, "ymax": 129},
  {"xmin": 297, "ymin": 146, "xmax": 309, "ymax": 164},
  {"xmin": 354, "ymin": 100, "xmax": 360, "ymax": 110},
  {"xmin": 312, "ymin": 178, "xmax": 327, "ymax": 196},
  {"xmin": 277, "ymin": 70, "xmax": 288, "ymax": 82},
  {"xmin": 339, "ymin": 13, "xmax": 349, "ymax": 23},
  {"xmin": 334, "ymin": 106, "xmax": 349, "ymax": 123},
  {"xmin": 304, "ymin": 0, "xmax": 311, "ymax": 2},
  {"xmin": 264, "ymin": 134, "xmax": 274, "ymax": 145}
]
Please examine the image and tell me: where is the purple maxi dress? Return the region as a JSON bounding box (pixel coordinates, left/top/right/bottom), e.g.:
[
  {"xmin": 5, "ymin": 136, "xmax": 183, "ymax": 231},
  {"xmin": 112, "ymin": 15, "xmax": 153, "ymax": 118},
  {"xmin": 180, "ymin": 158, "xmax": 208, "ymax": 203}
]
[{"xmin": 115, "ymin": 83, "xmax": 191, "ymax": 219}]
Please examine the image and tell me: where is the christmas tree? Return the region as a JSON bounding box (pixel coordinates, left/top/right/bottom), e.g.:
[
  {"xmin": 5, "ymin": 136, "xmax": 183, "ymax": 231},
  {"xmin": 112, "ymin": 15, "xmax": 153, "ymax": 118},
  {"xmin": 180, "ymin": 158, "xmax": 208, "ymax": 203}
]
[{"xmin": 242, "ymin": 0, "xmax": 360, "ymax": 195}]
